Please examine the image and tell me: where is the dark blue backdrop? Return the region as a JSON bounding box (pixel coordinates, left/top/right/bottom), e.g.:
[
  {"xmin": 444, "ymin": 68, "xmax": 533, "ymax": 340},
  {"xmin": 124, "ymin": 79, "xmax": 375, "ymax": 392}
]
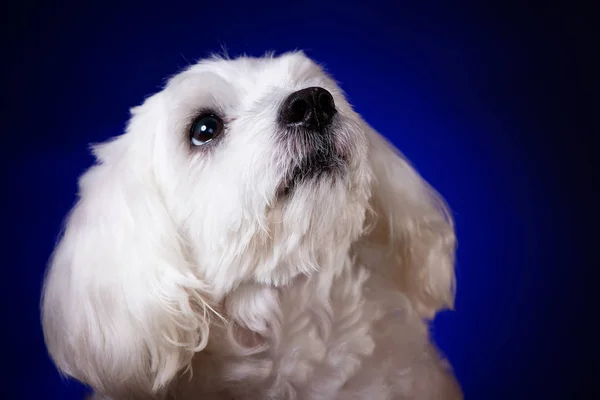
[{"xmin": 2, "ymin": 1, "xmax": 596, "ymax": 399}]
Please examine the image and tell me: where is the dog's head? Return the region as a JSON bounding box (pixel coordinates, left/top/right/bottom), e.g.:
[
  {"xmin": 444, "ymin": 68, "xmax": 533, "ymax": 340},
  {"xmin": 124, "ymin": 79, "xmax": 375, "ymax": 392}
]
[{"xmin": 42, "ymin": 51, "xmax": 455, "ymax": 398}]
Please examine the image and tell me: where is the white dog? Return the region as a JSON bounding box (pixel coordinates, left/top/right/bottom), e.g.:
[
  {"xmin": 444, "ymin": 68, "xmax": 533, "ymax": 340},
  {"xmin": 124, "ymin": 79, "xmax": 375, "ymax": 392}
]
[{"xmin": 41, "ymin": 51, "xmax": 462, "ymax": 400}]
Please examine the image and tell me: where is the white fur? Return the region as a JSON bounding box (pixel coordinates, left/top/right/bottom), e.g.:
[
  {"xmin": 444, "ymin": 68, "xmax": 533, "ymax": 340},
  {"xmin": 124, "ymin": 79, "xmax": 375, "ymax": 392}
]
[{"xmin": 42, "ymin": 51, "xmax": 461, "ymax": 399}]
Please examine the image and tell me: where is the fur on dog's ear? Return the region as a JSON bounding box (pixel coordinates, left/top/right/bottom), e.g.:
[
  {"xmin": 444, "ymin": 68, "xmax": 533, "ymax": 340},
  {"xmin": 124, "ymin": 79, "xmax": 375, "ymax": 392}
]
[
  {"xmin": 356, "ymin": 129, "xmax": 456, "ymax": 319},
  {"xmin": 41, "ymin": 103, "xmax": 216, "ymax": 398}
]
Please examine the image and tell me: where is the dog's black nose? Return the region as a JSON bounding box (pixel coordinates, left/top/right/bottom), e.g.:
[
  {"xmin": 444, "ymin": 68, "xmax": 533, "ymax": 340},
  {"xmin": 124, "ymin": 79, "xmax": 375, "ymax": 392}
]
[{"xmin": 279, "ymin": 87, "xmax": 336, "ymax": 130}]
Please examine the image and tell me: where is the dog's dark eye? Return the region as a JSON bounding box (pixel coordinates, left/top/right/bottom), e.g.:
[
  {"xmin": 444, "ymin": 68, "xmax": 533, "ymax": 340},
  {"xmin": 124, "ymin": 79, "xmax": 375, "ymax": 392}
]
[{"xmin": 190, "ymin": 114, "xmax": 224, "ymax": 146}]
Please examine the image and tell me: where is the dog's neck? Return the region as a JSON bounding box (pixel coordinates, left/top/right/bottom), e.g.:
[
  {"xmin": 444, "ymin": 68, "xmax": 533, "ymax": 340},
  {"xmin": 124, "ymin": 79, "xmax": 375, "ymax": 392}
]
[
  {"xmin": 179, "ymin": 253, "xmax": 387, "ymax": 398},
  {"xmin": 221, "ymin": 250, "xmax": 356, "ymax": 336}
]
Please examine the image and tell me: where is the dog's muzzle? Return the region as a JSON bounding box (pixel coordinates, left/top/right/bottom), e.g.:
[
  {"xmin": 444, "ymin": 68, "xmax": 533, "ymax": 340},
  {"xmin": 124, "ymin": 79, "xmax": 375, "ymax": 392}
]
[{"xmin": 276, "ymin": 87, "xmax": 346, "ymax": 198}]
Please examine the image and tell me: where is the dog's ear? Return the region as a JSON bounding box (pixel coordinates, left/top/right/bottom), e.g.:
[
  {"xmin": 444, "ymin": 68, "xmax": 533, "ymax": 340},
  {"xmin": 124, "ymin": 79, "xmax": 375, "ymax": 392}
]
[
  {"xmin": 41, "ymin": 102, "xmax": 215, "ymax": 398},
  {"xmin": 356, "ymin": 129, "xmax": 456, "ymax": 319}
]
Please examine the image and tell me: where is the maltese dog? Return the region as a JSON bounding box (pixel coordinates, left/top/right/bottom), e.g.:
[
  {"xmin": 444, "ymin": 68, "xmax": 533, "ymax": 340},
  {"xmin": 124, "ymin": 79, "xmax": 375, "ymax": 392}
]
[{"xmin": 41, "ymin": 51, "xmax": 462, "ymax": 400}]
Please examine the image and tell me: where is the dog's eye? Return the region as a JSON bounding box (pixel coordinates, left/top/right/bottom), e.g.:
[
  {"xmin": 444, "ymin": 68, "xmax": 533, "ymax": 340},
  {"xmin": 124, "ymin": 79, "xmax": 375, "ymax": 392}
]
[{"xmin": 190, "ymin": 114, "xmax": 224, "ymax": 146}]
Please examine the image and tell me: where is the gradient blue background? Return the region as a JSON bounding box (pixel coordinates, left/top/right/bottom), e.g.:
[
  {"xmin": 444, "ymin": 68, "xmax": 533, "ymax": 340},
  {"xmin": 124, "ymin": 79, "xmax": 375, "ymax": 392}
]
[{"xmin": 2, "ymin": 1, "xmax": 596, "ymax": 399}]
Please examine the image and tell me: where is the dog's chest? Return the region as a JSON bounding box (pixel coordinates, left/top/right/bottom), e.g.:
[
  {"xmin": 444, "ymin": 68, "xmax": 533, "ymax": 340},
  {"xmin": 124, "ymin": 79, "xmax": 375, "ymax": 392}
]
[{"xmin": 177, "ymin": 265, "xmax": 427, "ymax": 399}]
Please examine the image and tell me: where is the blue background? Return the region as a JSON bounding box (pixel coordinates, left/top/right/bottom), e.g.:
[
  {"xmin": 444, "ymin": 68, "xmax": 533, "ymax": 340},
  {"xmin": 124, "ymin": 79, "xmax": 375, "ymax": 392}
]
[{"xmin": 2, "ymin": 1, "xmax": 596, "ymax": 399}]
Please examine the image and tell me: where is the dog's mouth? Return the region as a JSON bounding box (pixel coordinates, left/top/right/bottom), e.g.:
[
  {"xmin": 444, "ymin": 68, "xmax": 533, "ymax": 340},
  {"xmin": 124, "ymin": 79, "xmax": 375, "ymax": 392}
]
[{"xmin": 276, "ymin": 149, "xmax": 346, "ymax": 198}]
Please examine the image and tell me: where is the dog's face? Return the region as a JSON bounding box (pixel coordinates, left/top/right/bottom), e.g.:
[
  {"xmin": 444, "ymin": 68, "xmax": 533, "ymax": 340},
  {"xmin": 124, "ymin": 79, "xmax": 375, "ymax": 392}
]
[
  {"xmin": 145, "ymin": 52, "xmax": 371, "ymax": 293},
  {"xmin": 42, "ymin": 51, "xmax": 455, "ymax": 397}
]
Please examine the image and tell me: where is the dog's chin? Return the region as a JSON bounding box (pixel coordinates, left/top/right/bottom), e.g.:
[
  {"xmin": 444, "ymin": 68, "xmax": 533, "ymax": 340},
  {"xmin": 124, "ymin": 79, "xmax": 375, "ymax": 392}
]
[{"xmin": 276, "ymin": 151, "xmax": 347, "ymax": 199}]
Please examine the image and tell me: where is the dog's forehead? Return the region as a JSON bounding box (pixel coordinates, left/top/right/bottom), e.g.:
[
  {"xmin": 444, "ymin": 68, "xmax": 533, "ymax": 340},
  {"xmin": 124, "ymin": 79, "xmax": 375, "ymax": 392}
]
[
  {"xmin": 214, "ymin": 52, "xmax": 319, "ymax": 86},
  {"xmin": 171, "ymin": 52, "xmax": 323, "ymax": 95}
]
